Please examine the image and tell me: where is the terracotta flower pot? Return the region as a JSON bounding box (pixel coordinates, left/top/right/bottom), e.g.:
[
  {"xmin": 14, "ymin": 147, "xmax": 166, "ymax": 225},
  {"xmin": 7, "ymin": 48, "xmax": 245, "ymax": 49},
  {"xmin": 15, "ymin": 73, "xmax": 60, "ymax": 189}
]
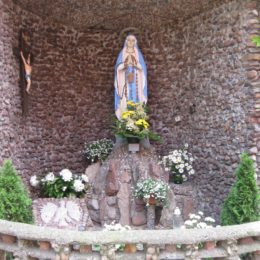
[
  {"xmin": 38, "ymin": 241, "xmax": 51, "ymax": 250},
  {"xmin": 2, "ymin": 234, "xmax": 16, "ymax": 244},
  {"xmin": 124, "ymin": 244, "xmax": 137, "ymax": 253},
  {"xmin": 204, "ymin": 241, "xmax": 216, "ymax": 250},
  {"xmin": 148, "ymin": 195, "xmax": 156, "ymax": 205}
]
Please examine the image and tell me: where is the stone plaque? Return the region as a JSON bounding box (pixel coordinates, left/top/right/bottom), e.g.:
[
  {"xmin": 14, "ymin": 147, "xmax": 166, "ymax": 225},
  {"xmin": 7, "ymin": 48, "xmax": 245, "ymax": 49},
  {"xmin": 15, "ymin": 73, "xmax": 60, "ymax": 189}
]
[{"xmin": 33, "ymin": 198, "xmax": 93, "ymax": 230}]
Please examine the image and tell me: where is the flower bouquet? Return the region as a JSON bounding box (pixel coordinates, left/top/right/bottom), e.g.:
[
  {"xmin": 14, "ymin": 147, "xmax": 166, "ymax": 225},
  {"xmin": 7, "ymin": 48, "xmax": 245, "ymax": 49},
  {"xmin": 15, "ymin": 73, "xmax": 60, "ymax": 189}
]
[
  {"xmin": 83, "ymin": 138, "xmax": 113, "ymax": 164},
  {"xmin": 161, "ymin": 144, "xmax": 195, "ymax": 184},
  {"xmin": 133, "ymin": 178, "xmax": 169, "ymax": 206},
  {"xmin": 113, "ymin": 101, "xmax": 161, "ymax": 142},
  {"xmin": 30, "ymin": 169, "xmax": 90, "ymax": 198}
]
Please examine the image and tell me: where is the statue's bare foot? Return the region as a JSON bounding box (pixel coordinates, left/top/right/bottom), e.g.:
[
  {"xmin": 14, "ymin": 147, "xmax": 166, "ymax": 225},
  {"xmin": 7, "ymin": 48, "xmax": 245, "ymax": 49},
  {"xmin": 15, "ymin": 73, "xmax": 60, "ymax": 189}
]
[{"xmin": 26, "ymin": 87, "xmax": 30, "ymax": 94}]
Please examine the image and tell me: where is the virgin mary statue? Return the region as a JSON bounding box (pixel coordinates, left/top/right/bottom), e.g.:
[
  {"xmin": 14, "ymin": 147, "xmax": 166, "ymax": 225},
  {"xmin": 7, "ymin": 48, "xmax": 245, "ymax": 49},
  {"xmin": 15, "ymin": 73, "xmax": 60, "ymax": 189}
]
[{"xmin": 114, "ymin": 35, "xmax": 147, "ymax": 119}]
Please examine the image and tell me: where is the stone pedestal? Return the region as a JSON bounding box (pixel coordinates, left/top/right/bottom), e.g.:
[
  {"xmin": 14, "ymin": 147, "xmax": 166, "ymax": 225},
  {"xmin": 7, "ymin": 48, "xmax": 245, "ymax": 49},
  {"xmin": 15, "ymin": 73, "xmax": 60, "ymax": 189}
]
[
  {"xmin": 87, "ymin": 144, "xmax": 176, "ymax": 228},
  {"xmin": 147, "ymin": 205, "xmax": 156, "ymax": 229}
]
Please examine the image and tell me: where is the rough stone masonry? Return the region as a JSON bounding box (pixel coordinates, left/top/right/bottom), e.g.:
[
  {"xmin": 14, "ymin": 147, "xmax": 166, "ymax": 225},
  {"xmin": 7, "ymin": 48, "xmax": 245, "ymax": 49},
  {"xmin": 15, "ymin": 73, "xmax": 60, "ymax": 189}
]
[{"xmin": 0, "ymin": 0, "xmax": 259, "ymax": 222}]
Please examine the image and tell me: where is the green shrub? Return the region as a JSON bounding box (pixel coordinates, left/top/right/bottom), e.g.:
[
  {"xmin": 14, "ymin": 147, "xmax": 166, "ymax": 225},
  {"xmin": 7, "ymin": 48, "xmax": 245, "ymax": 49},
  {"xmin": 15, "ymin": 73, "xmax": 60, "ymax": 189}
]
[
  {"xmin": 0, "ymin": 160, "xmax": 33, "ymax": 223},
  {"xmin": 221, "ymin": 153, "xmax": 260, "ymax": 225}
]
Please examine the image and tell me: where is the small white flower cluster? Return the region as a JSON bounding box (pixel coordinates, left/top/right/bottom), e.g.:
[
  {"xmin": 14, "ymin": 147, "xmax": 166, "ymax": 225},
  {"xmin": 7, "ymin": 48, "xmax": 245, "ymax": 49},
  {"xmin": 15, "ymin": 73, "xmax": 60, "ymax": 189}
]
[
  {"xmin": 161, "ymin": 144, "xmax": 195, "ymax": 182},
  {"xmin": 181, "ymin": 211, "xmax": 216, "ymax": 229},
  {"xmin": 29, "ymin": 169, "xmax": 90, "ymax": 198},
  {"xmin": 134, "ymin": 178, "xmax": 170, "ymax": 206},
  {"xmin": 60, "ymin": 169, "xmax": 72, "ymax": 182},
  {"xmin": 104, "ymin": 221, "xmax": 131, "ymax": 231},
  {"xmin": 83, "ymin": 138, "xmax": 113, "ymax": 163}
]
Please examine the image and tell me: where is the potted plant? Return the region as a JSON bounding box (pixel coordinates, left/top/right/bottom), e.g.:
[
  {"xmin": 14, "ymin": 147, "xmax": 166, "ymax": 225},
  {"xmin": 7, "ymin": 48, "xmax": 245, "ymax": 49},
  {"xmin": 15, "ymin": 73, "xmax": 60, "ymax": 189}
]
[
  {"xmin": 30, "ymin": 169, "xmax": 93, "ymax": 232},
  {"xmin": 83, "ymin": 138, "xmax": 113, "ymax": 164},
  {"xmin": 133, "ymin": 178, "xmax": 169, "ymax": 207},
  {"xmin": 0, "ymin": 160, "xmax": 33, "ymax": 245},
  {"xmin": 30, "ymin": 169, "xmax": 90, "ymax": 199},
  {"xmin": 161, "ymin": 144, "xmax": 195, "ymax": 184},
  {"xmin": 113, "ymin": 101, "xmax": 161, "ymax": 152}
]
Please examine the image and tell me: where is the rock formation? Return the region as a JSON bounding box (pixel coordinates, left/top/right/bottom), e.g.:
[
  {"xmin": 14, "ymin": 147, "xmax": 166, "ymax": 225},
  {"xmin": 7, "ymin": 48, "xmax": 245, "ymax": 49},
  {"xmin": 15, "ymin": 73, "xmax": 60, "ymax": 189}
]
[{"xmin": 86, "ymin": 143, "xmax": 176, "ymax": 228}]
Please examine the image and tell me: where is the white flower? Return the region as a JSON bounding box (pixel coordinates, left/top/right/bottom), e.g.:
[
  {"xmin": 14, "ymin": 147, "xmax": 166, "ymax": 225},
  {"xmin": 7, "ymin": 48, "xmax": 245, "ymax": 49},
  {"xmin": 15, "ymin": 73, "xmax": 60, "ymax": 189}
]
[
  {"xmin": 62, "ymin": 186, "xmax": 67, "ymax": 191},
  {"xmin": 197, "ymin": 222, "xmax": 207, "ymax": 229},
  {"xmin": 73, "ymin": 179, "xmax": 85, "ymax": 192},
  {"xmin": 81, "ymin": 174, "xmax": 89, "ymax": 183},
  {"xmin": 205, "ymin": 217, "xmax": 215, "ymax": 223},
  {"xmin": 45, "ymin": 172, "xmax": 55, "ymax": 182},
  {"xmin": 60, "ymin": 169, "xmax": 73, "ymax": 182},
  {"xmin": 30, "ymin": 175, "xmax": 39, "ymax": 187},
  {"xmin": 198, "ymin": 211, "xmax": 204, "ymax": 216},
  {"xmin": 184, "ymin": 220, "xmax": 193, "ymax": 226},
  {"xmin": 190, "ymin": 169, "xmax": 195, "ymax": 175},
  {"xmin": 179, "ymin": 169, "xmax": 184, "ymax": 173},
  {"xmin": 182, "ymin": 175, "xmax": 188, "ymax": 181},
  {"xmin": 184, "ymin": 143, "xmax": 189, "ymax": 148}
]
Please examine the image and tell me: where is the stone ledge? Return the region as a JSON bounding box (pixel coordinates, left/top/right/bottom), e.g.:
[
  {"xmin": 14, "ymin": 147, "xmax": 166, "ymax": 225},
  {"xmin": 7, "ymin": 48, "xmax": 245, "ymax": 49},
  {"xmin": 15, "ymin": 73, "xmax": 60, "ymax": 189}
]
[{"xmin": 0, "ymin": 220, "xmax": 259, "ymax": 245}]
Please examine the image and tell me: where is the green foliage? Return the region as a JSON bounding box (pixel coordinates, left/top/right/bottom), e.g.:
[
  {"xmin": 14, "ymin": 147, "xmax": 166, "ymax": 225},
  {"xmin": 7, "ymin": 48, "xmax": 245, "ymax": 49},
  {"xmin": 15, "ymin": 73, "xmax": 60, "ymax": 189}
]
[
  {"xmin": 0, "ymin": 160, "xmax": 33, "ymax": 223},
  {"xmin": 220, "ymin": 153, "xmax": 260, "ymax": 226},
  {"xmin": 252, "ymin": 36, "xmax": 260, "ymax": 47}
]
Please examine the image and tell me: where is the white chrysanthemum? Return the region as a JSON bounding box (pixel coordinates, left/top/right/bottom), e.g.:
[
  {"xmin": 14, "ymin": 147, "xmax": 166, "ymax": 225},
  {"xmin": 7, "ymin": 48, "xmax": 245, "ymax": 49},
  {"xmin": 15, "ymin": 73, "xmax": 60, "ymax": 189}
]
[
  {"xmin": 73, "ymin": 179, "xmax": 85, "ymax": 192},
  {"xmin": 184, "ymin": 143, "xmax": 189, "ymax": 148},
  {"xmin": 45, "ymin": 172, "xmax": 55, "ymax": 182},
  {"xmin": 60, "ymin": 169, "xmax": 73, "ymax": 182},
  {"xmin": 30, "ymin": 175, "xmax": 39, "ymax": 187},
  {"xmin": 205, "ymin": 217, "xmax": 215, "ymax": 223},
  {"xmin": 81, "ymin": 174, "xmax": 89, "ymax": 183},
  {"xmin": 198, "ymin": 211, "xmax": 204, "ymax": 216},
  {"xmin": 190, "ymin": 169, "xmax": 195, "ymax": 175},
  {"xmin": 184, "ymin": 220, "xmax": 193, "ymax": 226},
  {"xmin": 62, "ymin": 186, "xmax": 67, "ymax": 191},
  {"xmin": 179, "ymin": 169, "xmax": 184, "ymax": 173},
  {"xmin": 197, "ymin": 222, "xmax": 208, "ymax": 229}
]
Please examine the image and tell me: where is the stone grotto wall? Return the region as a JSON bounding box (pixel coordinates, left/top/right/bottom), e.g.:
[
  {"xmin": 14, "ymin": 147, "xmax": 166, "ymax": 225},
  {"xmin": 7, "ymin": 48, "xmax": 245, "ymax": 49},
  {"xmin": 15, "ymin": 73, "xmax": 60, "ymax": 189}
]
[
  {"xmin": 143, "ymin": 0, "xmax": 259, "ymax": 219},
  {"xmin": 0, "ymin": 0, "xmax": 120, "ymax": 187},
  {"xmin": 0, "ymin": 0, "xmax": 258, "ymax": 221},
  {"xmin": 0, "ymin": 0, "xmax": 23, "ymax": 170}
]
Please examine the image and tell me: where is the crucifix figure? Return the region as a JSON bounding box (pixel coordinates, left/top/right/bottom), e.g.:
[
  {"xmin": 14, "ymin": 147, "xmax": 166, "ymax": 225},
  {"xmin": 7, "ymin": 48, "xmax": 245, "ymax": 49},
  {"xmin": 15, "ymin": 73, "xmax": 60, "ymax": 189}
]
[{"xmin": 20, "ymin": 50, "xmax": 32, "ymax": 93}]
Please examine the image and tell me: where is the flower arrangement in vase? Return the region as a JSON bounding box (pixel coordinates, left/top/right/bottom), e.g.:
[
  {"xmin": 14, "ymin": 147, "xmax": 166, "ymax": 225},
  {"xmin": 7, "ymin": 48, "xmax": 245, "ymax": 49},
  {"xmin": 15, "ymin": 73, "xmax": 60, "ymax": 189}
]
[
  {"xmin": 161, "ymin": 144, "xmax": 195, "ymax": 184},
  {"xmin": 113, "ymin": 101, "xmax": 161, "ymax": 150},
  {"xmin": 30, "ymin": 169, "xmax": 90, "ymax": 198},
  {"xmin": 133, "ymin": 178, "xmax": 169, "ymax": 206}
]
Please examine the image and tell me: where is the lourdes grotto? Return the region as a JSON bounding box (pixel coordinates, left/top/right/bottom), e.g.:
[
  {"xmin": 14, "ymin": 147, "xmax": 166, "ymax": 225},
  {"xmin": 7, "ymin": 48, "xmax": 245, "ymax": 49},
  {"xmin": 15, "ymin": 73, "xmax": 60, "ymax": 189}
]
[{"xmin": 0, "ymin": 0, "xmax": 260, "ymax": 259}]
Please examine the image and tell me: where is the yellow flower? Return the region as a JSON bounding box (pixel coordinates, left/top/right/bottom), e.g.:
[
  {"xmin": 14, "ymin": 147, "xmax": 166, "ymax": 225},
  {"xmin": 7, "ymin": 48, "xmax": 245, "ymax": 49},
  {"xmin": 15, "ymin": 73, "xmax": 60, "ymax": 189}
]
[
  {"xmin": 122, "ymin": 111, "xmax": 134, "ymax": 119},
  {"xmin": 135, "ymin": 119, "xmax": 149, "ymax": 129},
  {"xmin": 127, "ymin": 101, "xmax": 136, "ymax": 107}
]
